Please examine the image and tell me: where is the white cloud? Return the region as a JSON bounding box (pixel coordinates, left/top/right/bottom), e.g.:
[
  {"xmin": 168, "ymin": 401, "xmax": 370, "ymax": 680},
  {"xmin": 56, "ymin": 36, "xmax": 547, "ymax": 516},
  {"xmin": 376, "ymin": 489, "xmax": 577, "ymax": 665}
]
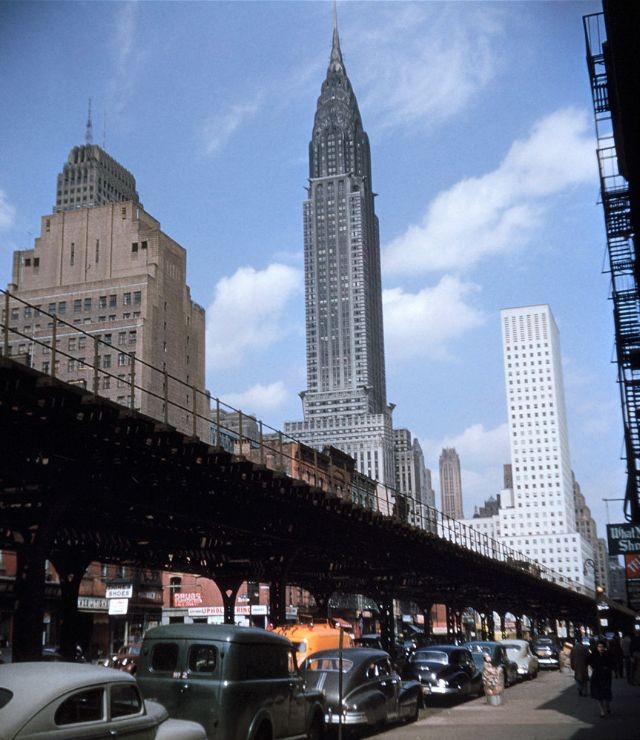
[
  {"xmin": 383, "ymin": 108, "xmax": 596, "ymax": 275},
  {"xmin": 107, "ymin": 2, "xmax": 144, "ymax": 120},
  {"xmin": 202, "ymin": 96, "xmax": 262, "ymax": 155},
  {"xmin": 220, "ymin": 381, "xmax": 288, "ymax": 415},
  {"xmin": 383, "ymin": 276, "xmax": 485, "ymax": 361},
  {"xmin": 0, "ymin": 190, "xmax": 15, "ymax": 231},
  {"xmin": 206, "ymin": 263, "xmax": 301, "ymax": 368},
  {"xmin": 349, "ymin": 3, "xmax": 502, "ymax": 131}
]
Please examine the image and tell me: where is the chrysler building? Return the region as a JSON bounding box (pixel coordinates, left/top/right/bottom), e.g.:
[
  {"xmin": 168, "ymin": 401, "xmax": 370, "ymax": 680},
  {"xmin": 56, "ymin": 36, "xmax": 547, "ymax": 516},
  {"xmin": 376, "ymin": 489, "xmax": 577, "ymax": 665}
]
[{"xmin": 285, "ymin": 16, "xmax": 395, "ymax": 486}]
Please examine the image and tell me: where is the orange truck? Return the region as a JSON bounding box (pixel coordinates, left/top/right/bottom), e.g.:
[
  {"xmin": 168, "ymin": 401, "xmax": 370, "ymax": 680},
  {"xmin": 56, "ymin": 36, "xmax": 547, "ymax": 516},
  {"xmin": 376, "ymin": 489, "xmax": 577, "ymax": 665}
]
[{"xmin": 275, "ymin": 619, "xmax": 354, "ymax": 666}]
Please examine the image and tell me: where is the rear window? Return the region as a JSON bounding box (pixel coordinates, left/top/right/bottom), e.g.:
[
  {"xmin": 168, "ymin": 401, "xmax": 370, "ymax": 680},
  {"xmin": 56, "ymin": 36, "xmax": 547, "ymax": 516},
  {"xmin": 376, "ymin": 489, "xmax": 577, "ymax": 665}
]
[
  {"xmin": 110, "ymin": 684, "xmax": 143, "ymax": 718},
  {"xmin": 412, "ymin": 650, "xmax": 448, "ymax": 664},
  {"xmin": 151, "ymin": 642, "xmax": 180, "ymax": 672},
  {"xmin": 55, "ymin": 687, "xmax": 104, "ymax": 725},
  {"xmin": 304, "ymin": 657, "xmax": 354, "ymax": 672}
]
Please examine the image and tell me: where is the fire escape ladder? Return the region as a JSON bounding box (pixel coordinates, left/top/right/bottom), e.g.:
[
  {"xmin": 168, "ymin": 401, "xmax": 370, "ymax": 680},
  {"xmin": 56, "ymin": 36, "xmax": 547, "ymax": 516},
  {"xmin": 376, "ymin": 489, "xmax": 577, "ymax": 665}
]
[{"xmin": 584, "ymin": 11, "xmax": 640, "ymax": 521}]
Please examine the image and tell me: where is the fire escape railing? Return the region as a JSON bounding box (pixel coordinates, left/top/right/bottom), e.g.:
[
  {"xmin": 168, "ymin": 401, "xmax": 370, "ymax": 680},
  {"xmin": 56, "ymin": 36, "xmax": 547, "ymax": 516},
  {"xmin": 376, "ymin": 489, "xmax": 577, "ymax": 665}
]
[{"xmin": 584, "ymin": 12, "xmax": 640, "ymax": 523}]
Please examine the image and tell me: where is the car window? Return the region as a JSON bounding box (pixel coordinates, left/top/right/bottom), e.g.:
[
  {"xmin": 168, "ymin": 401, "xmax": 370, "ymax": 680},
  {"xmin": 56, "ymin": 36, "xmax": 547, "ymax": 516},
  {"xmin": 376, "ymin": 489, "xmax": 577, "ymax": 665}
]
[
  {"xmin": 287, "ymin": 650, "xmax": 298, "ymax": 676},
  {"xmin": 376, "ymin": 658, "xmax": 391, "ymax": 677},
  {"xmin": 188, "ymin": 644, "xmax": 217, "ymax": 674},
  {"xmin": 55, "ymin": 688, "xmax": 104, "ymax": 725},
  {"xmin": 305, "ymin": 657, "xmax": 354, "ymax": 672},
  {"xmin": 0, "ymin": 688, "xmax": 12, "ymax": 709},
  {"xmin": 412, "ymin": 650, "xmax": 447, "ymax": 664},
  {"xmin": 231, "ymin": 644, "xmax": 289, "ymax": 679},
  {"xmin": 151, "ymin": 642, "xmax": 180, "ymax": 672},
  {"xmin": 110, "ymin": 684, "xmax": 143, "ymax": 718}
]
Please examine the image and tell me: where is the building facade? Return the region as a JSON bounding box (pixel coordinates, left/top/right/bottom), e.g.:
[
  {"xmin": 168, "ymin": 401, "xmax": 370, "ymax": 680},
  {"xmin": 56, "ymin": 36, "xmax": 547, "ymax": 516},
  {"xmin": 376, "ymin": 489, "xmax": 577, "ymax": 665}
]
[
  {"xmin": 500, "ymin": 305, "xmax": 593, "ymax": 586},
  {"xmin": 5, "ymin": 145, "xmax": 207, "ymax": 439},
  {"xmin": 394, "ymin": 428, "xmax": 434, "ymax": 528},
  {"xmin": 284, "ymin": 19, "xmax": 395, "ymax": 486},
  {"xmin": 439, "ymin": 448, "xmax": 464, "ymax": 519}
]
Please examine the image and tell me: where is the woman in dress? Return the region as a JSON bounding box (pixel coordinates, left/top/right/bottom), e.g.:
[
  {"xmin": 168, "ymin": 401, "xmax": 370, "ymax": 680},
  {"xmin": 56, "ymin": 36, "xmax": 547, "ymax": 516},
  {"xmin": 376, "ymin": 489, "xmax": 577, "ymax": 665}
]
[{"xmin": 589, "ymin": 639, "xmax": 614, "ymax": 717}]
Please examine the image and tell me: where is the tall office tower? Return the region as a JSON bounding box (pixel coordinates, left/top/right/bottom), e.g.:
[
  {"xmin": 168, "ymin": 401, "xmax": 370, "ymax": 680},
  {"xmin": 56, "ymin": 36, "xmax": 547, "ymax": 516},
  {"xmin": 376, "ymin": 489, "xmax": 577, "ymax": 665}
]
[
  {"xmin": 394, "ymin": 429, "xmax": 430, "ymax": 527},
  {"xmin": 439, "ymin": 448, "xmax": 464, "ymax": 519},
  {"xmin": 574, "ymin": 475, "xmax": 610, "ymax": 593},
  {"xmin": 284, "ymin": 18, "xmax": 394, "ymax": 485},
  {"xmin": 6, "ymin": 143, "xmax": 207, "ymax": 439},
  {"xmin": 501, "ymin": 305, "xmax": 593, "ymax": 585}
]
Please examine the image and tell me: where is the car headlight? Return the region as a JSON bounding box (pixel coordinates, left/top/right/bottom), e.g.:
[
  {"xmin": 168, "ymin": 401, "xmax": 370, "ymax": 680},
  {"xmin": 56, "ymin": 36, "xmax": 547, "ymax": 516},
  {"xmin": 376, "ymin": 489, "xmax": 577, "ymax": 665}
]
[{"xmin": 437, "ymin": 678, "xmax": 447, "ymax": 688}]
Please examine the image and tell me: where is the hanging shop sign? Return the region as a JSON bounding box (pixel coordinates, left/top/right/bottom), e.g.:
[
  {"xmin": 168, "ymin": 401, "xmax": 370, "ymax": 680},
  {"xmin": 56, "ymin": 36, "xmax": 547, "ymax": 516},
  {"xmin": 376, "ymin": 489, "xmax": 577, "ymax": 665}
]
[{"xmin": 607, "ymin": 523, "xmax": 640, "ymax": 554}]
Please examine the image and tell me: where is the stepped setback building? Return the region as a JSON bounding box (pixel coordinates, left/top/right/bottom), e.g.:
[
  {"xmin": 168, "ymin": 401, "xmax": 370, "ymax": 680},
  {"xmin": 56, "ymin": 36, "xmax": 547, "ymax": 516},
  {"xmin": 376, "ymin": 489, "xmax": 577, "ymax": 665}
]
[
  {"xmin": 439, "ymin": 448, "xmax": 464, "ymax": 519},
  {"xmin": 284, "ymin": 19, "xmax": 395, "ymax": 486}
]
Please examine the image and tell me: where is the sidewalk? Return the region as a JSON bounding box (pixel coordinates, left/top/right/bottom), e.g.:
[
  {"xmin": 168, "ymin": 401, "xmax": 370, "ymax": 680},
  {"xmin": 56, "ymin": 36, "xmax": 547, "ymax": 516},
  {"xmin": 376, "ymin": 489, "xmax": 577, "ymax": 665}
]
[{"xmin": 381, "ymin": 669, "xmax": 640, "ymax": 740}]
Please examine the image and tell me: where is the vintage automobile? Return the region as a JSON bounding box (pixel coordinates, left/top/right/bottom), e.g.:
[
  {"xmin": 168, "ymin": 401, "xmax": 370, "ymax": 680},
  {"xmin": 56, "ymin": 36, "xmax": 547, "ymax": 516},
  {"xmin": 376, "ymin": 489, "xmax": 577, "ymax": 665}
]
[
  {"xmin": 108, "ymin": 642, "xmax": 142, "ymax": 675},
  {"xmin": 463, "ymin": 640, "xmax": 519, "ymax": 686},
  {"xmin": 531, "ymin": 635, "xmax": 561, "ymax": 669},
  {"xmin": 302, "ymin": 647, "xmax": 421, "ymax": 727},
  {"xmin": 502, "ymin": 639, "xmax": 540, "ymax": 679},
  {"xmin": 0, "ymin": 662, "xmax": 206, "ymax": 739},
  {"xmin": 137, "ymin": 623, "xmax": 325, "ymax": 740},
  {"xmin": 404, "ymin": 645, "xmax": 482, "ymax": 699}
]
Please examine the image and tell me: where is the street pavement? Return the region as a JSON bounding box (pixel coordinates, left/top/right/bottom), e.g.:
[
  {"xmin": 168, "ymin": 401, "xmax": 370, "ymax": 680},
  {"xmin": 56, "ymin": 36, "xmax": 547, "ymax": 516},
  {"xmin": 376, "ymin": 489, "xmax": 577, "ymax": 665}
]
[{"xmin": 375, "ymin": 668, "xmax": 640, "ymax": 740}]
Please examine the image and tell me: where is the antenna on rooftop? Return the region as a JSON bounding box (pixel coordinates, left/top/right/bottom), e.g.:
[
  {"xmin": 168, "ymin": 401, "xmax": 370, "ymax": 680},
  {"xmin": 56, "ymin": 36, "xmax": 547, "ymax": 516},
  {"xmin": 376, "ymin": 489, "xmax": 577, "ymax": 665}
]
[{"xmin": 85, "ymin": 98, "xmax": 93, "ymax": 145}]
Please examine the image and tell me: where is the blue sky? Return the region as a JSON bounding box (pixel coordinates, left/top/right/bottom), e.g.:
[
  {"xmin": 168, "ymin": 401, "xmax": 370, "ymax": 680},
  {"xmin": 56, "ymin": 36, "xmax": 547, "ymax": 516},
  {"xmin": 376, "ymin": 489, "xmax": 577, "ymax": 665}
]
[{"xmin": 0, "ymin": 1, "xmax": 623, "ymax": 540}]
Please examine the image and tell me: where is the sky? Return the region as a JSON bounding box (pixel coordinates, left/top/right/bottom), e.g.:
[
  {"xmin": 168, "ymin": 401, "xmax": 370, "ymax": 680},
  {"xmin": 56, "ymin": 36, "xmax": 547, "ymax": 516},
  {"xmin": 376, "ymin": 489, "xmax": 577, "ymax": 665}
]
[{"xmin": 0, "ymin": 0, "xmax": 625, "ymax": 542}]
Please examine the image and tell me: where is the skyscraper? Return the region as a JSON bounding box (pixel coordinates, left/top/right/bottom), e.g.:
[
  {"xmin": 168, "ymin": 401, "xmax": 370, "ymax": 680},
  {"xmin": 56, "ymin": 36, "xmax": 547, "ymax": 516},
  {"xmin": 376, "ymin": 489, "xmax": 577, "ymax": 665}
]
[
  {"xmin": 439, "ymin": 448, "xmax": 464, "ymax": 519},
  {"xmin": 500, "ymin": 305, "xmax": 593, "ymax": 584},
  {"xmin": 284, "ymin": 17, "xmax": 394, "ymax": 485}
]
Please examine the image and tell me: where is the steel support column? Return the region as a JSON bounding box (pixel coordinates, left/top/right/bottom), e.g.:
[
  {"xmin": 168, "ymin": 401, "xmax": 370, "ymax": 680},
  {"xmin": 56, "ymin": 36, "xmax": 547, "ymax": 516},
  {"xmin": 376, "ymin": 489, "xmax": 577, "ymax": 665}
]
[
  {"xmin": 376, "ymin": 594, "xmax": 396, "ymax": 659},
  {"xmin": 214, "ymin": 578, "xmax": 243, "ymax": 625},
  {"xmin": 486, "ymin": 612, "xmax": 495, "ymax": 641},
  {"xmin": 51, "ymin": 551, "xmax": 93, "ymax": 661},
  {"xmin": 515, "ymin": 615, "xmax": 523, "ymax": 639}
]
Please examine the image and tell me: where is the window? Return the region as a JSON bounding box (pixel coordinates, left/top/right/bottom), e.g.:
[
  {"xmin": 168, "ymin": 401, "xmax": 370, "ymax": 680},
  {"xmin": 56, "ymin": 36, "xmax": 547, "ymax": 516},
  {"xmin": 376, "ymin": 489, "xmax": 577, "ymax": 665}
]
[
  {"xmin": 188, "ymin": 644, "xmax": 218, "ymax": 674},
  {"xmin": 110, "ymin": 684, "xmax": 142, "ymax": 718},
  {"xmin": 109, "ymin": 295, "xmax": 117, "ymax": 307},
  {"xmin": 131, "ymin": 242, "xmax": 138, "ymax": 253},
  {"xmin": 54, "ymin": 688, "xmax": 103, "ymax": 725},
  {"xmin": 123, "ymin": 292, "xmax": 132, "ymax": 305},
  {"xmin": 83, "ymin": 298, "xmax": 91, "ymax": 311},
  {"xmin": 133, "ymin": 291, "xmax": 142, "ymax": 304},
  {"xmin": 99, "ymin": 296, "xmax": 107, "ymax": 308},
  {"xmin": 74, "ymin": 299, "xmax": 82, "ymax": 313},
  {"xmin": 151, "ymin": 643, "xmax": 179, "ymax": 672},
  {"xmin": 118, "ymin": 332, "xmax": 126, "ymax": 346}
]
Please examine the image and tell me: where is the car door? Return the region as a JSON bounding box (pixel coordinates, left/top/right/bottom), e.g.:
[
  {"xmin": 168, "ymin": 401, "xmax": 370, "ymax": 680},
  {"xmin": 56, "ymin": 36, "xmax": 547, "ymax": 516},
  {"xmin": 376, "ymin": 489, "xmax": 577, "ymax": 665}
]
[
  {"xmin": 375, "ymin": 657, "xmax": 399, "ymax": 720},
  {"xmin": 286, "ymin": 647, "xmax": 309, "ymax": 737}
]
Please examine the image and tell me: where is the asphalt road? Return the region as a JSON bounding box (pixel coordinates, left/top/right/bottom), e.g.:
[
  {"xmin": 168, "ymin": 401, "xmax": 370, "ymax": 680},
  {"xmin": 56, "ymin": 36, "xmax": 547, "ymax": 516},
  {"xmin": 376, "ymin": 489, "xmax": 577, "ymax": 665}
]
[{"xmin": 366, "ymin": 668, "xmax": 640, "ymax": 740}]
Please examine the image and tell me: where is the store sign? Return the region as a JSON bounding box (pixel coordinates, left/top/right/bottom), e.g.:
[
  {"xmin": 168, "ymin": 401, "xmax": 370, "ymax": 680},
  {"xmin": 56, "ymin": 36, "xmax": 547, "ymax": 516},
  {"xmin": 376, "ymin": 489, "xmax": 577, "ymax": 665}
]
[
  {"xmin": 607, "ymin": 523, "xmax": 640, "ymax": 554},
  {"xmin": 108, "ymin": 598, "xmax": 129, "ymax": 615},
  {"xmin": 77, "ymin": 597, "xmax": 108, "ymax": 611},
  {"xmin": 106, "ymin": 585, "xmax": 133, "ymax": 599},
  {"xmin": 188, "ymin": 606, "xmax": 224, "ymax": 617},
  {"xmin": 173, "ymin": 592, "xmax": 203, "ymax": 608},
  {"xmin": 625, "ymin": 552, "xmax": 640, "ymax": 580},
  {"xmin": 139, "ymin": 590, "xmax": 162, "ymax": 602},
  {"xmin": 251, "ymin": 605, "xmax": 267, "ymax": 615}
]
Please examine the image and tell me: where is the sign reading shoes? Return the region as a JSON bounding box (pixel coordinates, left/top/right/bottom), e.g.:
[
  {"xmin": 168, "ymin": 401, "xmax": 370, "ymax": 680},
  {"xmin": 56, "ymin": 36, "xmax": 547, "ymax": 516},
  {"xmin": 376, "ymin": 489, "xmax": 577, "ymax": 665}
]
[{"xmin": 106, "ymin": 585, "xmax": 133, "ymax": 599}]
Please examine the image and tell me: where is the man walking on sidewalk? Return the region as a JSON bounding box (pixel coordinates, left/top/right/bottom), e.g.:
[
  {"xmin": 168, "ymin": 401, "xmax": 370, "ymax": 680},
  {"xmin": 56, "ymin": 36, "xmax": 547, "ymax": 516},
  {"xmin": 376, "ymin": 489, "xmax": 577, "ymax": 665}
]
[{"xmin": 570, "ymin": 639, "xmax": 589, "ymax": 696}]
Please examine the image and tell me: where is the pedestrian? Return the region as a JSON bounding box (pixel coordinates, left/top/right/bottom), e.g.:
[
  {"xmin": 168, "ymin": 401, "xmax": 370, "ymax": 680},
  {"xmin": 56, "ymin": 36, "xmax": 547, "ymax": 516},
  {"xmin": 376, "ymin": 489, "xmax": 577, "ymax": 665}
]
[
  {"xmin": 570, "ymin": 639, "xmax": 589, "ymax": 696},
  {"xmin": 589, "ymin": 639, "xmax": 613, "ymax": 717},
  {"xmin": 609, "ymin": 634, "xmax": 624, "ymax": 678},
  {"xmin": 630, "ymin": 629, "xmax": 640, "ymax": 685},
  {"xmin": 621, "ymin": 632, "xmax": 631, "ymax": 681},
  {"xmin": 482, "ymin": 652, "xmax": 504, "ymax": 705}
]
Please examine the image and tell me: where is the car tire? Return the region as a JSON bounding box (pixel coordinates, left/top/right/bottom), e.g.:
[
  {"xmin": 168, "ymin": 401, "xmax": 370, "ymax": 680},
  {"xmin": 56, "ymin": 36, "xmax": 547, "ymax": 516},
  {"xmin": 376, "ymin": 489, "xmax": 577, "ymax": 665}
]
[{"xmin": 306, "ymin": 712, "xmax": 323, "ymax": 740}]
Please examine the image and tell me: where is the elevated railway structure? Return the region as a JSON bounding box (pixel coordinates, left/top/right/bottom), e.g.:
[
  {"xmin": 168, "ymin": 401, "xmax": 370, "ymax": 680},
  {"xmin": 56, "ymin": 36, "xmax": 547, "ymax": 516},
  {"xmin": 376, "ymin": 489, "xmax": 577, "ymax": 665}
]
[{"xmin": 1, "ymin": 292, "xmax": 636, "ymax": 660}]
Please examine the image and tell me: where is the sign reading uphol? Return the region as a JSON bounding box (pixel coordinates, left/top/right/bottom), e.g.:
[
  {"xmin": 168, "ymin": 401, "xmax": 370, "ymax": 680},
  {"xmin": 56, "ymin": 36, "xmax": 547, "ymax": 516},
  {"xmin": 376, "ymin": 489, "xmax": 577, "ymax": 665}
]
[{"xmin": 607, "ymin": 523, "xmax": 640, "ymax": 554}]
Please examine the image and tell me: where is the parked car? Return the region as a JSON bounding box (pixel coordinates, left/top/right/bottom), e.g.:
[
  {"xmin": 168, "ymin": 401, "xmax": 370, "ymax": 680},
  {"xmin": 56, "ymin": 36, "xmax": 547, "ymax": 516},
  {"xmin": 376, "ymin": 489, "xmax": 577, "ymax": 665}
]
[
  {"xmin": 355, "ymin": 633, "xmax": 384, "ymax": 650},
  {"xmin": 0, "ymin": 661, "xmax": 206, "ymax": 739},
  {"xmin": 41, "ymin": 644, "xmax": 86, "ymax": 662},
  {"xmin": 531, "ymin": 635, "xmax": 561, "ymax": 669},
  {"xmin": 404, "ymin": 645, "xmax": 482, "ymax": 699},
  {"xmin": 302, "ymin": 647, "xmax": 421, "ymax": 728},
  {"xmin": 107, "ymin": 642, "xmax": 142, "ymax": 674},
  {"xmin": 137, "ymin": 623, "xmax": 325, "ymax": 740},
  {"xmin": 502, "ymin": 639, "xmax": 539, "ymax": 679},
  {"xmin": 463, "ymin": 641, "xmax": 519, "ymax": 686}
]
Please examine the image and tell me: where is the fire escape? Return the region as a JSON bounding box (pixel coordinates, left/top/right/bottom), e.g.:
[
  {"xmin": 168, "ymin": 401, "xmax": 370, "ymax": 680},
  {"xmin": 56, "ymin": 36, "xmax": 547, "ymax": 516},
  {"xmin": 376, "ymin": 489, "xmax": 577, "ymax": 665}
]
[{"xmin": 584, "ymin": 11, "xmax": 640, "ymax": 523}]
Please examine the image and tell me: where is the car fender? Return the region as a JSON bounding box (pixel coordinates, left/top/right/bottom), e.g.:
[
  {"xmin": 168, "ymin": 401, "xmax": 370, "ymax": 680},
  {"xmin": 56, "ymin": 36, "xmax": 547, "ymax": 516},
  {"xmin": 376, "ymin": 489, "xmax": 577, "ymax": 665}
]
[
  {"xmin": 154, "ymin": 717, "xmax": 208, "ymax": 740},
  {"xmin": 398, "ymin": 679, "xmax": 422, "ymax": 703},
  {"xmin": 247, "ymin": 709, "xmax": 274, "ymax": 740},
  {"xmin": 345, "ymin": 687, "xmax": 387, "ymax": 722}
]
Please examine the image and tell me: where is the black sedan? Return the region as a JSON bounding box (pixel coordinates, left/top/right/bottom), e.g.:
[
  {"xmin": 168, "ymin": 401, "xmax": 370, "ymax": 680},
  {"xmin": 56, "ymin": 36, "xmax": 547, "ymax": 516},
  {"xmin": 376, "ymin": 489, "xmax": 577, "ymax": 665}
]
[
  {"xmin": 463, "ymin": 641, "xmax": 519, "ymax": 686},
  {"xmin": 302, "ymin": 648, "xmax": 421, "ymax": 728},
  {"xmin": 531, "ymin": 635, "xmax": 561, "ymax": 669},
  {"xmin": 404, "ymin": 645, "xmax": 482, "ymax": 699}
]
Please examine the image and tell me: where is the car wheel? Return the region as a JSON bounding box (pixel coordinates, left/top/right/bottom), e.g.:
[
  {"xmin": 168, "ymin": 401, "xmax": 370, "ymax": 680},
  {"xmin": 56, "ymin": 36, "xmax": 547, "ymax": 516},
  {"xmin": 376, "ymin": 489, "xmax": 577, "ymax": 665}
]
[
  {"xmin": 407, "ymin": 695, "xmax": 420, "ymax": 723},
  {"xmin": 307, "ymin": 712, "xmax": 324, "ymax": 740}
]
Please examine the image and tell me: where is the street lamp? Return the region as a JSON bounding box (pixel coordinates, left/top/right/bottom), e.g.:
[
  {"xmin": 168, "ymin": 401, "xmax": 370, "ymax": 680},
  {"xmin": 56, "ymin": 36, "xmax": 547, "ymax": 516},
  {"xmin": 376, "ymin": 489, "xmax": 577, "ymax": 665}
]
[{"xmin": 584, "ymin": 558, "xmax": 605, "ymax": 636}]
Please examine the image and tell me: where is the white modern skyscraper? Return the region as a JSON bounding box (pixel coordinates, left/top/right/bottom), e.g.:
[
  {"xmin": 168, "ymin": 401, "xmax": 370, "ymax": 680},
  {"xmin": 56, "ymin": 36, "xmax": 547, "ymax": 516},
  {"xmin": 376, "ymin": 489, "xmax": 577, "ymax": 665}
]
[
  {"xmin": 284, "ymin": 17, "xmax": 395, "ymax": 485},
  {"xmin": 499, "ymin": 305, "xmax": 593, "ymax": 585}
]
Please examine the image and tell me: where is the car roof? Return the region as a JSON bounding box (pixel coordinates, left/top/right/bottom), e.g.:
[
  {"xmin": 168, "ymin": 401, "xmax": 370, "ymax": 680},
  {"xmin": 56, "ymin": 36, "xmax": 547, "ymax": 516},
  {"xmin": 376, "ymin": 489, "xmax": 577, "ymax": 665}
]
[
  {"xmin": 0, "ymin": 663, "xmax": 135, "ymax": 733},
  {"xmin": 143, "ymin": 623, "xmax": 292, "ymax": 647},
  {"xmin": 414, "ymin": 644, "xmax": 461, "ymax": 653}
]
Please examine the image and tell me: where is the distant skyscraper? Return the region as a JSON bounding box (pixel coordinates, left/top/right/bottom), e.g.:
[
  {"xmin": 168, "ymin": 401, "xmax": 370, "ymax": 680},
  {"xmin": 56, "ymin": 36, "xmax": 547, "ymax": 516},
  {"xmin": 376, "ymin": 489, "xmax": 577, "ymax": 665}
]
[
  {"xmin": 500, "ymin": 305, "xmax": 593, "ymax": 584},
  {"xmin": 55, "ymin": 144, "xmax": 139, "ymax": 213},
  {"xmin": 439, "ymin": 448, "xmax": 464, "ymax": 519},
  {"xmin": 394, "ymin": 429, "xmax": 430, "ymax": 527},
  {"xmin": 284, "ymin": 16, "xmax": 394, "ymax": 485}
]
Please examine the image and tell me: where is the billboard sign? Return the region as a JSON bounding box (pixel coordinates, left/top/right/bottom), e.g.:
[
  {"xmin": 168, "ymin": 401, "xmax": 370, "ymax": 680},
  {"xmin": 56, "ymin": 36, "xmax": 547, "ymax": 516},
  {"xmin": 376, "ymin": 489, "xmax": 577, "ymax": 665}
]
[{"xmin": 607, "ymin": 523, "xmax": 640, "ymax": 554}]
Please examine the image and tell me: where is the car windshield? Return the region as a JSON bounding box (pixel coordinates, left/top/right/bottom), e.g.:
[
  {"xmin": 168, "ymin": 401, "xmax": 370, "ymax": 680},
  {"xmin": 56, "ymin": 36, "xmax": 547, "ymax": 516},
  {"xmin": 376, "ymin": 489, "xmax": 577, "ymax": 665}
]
[
  {"xmin": 467, "ymin": 644, "xmax": 492, "ymax": 653},
  {"xmin": 411, "ymin": 650, "xmax": 448, "ymax": 664},
  {"xmin": 502, "ymin": 644, "xmax": 522, "ymax": 652},
  {"xmin": 304, "ymin": 658, "xmax": 354, "ymax": 672}
]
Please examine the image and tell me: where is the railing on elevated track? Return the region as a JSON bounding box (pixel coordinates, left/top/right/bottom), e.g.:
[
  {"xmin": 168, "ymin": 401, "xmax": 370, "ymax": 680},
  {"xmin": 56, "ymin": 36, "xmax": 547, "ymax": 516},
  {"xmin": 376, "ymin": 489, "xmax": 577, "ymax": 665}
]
[{"xmin": 1, "ymin": 288, "xmax": 595, "ymax": 599}]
